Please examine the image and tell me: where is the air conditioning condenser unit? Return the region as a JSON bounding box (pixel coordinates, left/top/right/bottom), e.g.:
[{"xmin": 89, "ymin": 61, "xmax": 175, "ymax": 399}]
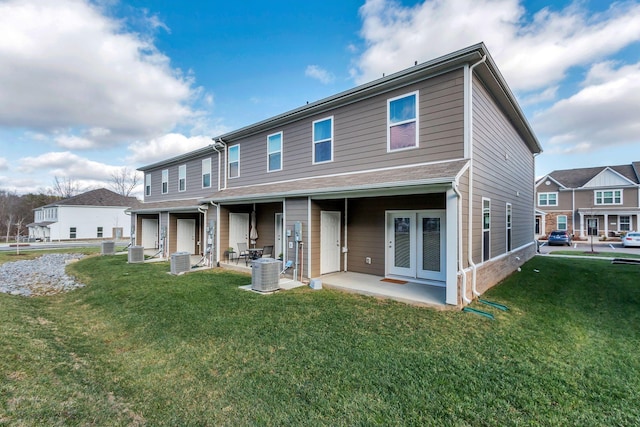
[
  {"xmin": 101, "ymin": 241, "xmax": 115, "ymax": 255},
  {"xmin": 251, "ymin": 258, "xmax": 281, "ymax": 292},
  {"xmin": 128, "ymin": 245, "xmax": 144, "ymax": 263},
  {"xmin": 171, "ymin": 252, "xmax": 191, "ymax": 275}
]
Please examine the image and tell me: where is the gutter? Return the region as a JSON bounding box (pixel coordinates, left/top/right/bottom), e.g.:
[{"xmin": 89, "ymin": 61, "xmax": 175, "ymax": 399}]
[{"xmin": 211, "ymin": 138, "xmax": 227, "ymax": 191}]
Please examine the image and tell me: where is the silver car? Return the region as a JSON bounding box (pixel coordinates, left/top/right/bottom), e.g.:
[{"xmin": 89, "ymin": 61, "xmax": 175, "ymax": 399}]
[{"xmin": 622, "ymin": 232, "xmax": 640, "ymax": 248}]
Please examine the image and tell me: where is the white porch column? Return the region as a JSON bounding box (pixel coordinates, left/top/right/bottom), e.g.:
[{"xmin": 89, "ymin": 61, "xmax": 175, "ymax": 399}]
[
  {"xmin": 579, "ymin": 212, "xmax": 585, "ymax": 238},
  {"xmin": 445, "ymin": 188, "xmax": 458, "ymax": 306},
  {"xmin": 604, "ymin": 213, "xmax": 609, "ymax": 237}
]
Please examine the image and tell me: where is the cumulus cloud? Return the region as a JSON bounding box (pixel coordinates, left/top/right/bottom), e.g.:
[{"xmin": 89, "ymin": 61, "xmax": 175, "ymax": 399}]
[
  {"xmin": 353, "ymin": 0, "xmax": 640, "ymax": 93},
  {"xmin": 126, "ymin": 134, "xmax": 213, "ymax": 165},
  {"xmin": 18, "ymin": 151, "xmax": 122, "ymax": 179},
  {"xmin": 305, "ymin": 65, "xmax": 336, "ymax": 84},
  {"xmin": 0, "ymin": 157, "xmax": 8, "ymax": 171},
  {"xmin": 0, "ymin": 0, "xmax": 201, "ymax": 147}
]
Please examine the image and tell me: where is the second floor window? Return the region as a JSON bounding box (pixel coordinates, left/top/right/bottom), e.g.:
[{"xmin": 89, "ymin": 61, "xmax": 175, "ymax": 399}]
[
  {"xmin": 145, "ymin": 174, "xmax": 151, "ymax": 196},
  {"xmin": 388, "ymin": 91, "xmax": 418, "ymax": 151},
  {"xmin": 538, "ymin": 192, "xmax": 557, "ymax": 206},
  {"xmin": 313, "ymin": 117, "xmax": 333, "ymax": 164},
  {"xmin": 595, "ymin": 190, "xmax": 621, "ymax": 205},
  {"xmin": 162, "ymin": 169, "xmax": 168, "ymax": 194},
  {"xmin": 267, "ymin": 132, "xmax": 282, "ymax": 172},
  {"xmin": 202, "ymin": 158, "xmax": 211, "ymax": 188},
  {"xmin": 178, "ymin": 165, "xmax": 186, "ymax": 192},
  {"xmin": 228, "ymin": 145, "xmax": 240, "ymax": 178}
]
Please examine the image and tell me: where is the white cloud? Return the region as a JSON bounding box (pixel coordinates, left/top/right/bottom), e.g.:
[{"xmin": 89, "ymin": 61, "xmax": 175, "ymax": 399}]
[
  {"xmin": 126, "ymin": 133, "xmax": 213, "ymax": 165},
  {"xmin": 18, "ymin": 151, "xmax": 120, "ymax": 179},
  {"xmin": 533, "ymin": 61, "xmax": 640, "ymax": 153},
  {"xmin": 353, "ymin": 0, "xmax": 640, "ymax": 93},
  {"xmin": 0, "ymin": 0, "xmax": 201, "ymax": 146},
  {"xmin": 305, "ymin": 65, "xmax": 336, "ymax": 84},
  {"xmin": 0, "ymin": 157, "xmax": 8, "ymax": 170}
]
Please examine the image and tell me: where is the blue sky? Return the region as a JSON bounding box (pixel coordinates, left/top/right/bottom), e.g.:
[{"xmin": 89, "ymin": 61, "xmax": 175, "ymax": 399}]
[{"xmin": 1, "ymin": 0, "xmax": 639, "ymax": 196}]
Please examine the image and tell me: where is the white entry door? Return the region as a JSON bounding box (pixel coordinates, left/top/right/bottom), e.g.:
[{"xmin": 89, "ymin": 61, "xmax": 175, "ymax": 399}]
[
  {"xmin": 321, "ymin": 211, "xmax": 341, "ymax": 274},
  {"xmin": 387, "ymin": 210, "xmax": 446, "ymax": 282},
  {"xmin": 229, "ymin": 213, "xmax": 249, "ymax": 253},
  {"xmin": 141, "ymin": 218, "xmax": 158, "ymax": 249},
  {"xmin": 176, "ymin": 219, "xmax": 196, "ymax": 253},
  {"xmin": 275, "ymin": 213, "xmax": 285, "ymax": 260}
]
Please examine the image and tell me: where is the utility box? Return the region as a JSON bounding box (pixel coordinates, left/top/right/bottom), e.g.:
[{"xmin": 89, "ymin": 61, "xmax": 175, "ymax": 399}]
[
  {"xmin": 101, "ymin": 241, "xmax": 115, "ymax": 255},
  {"xmin": 251, "ymin": 258, "xmax": 280, "ymax": 292},
  {"xmin": 128, "ymin": 245, "xmax": 144, "ymax": 263},
  {"xmin": 170, "ymin": 252, "xmax": 191, "ymax": 275}
]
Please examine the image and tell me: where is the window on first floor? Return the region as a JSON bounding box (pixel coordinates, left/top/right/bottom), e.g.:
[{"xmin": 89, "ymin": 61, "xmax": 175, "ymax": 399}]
[
  {"xmin": 506, "ymin": 203, "xmax": 512, "ymax": 252},
  {"xmin": 482, "ymin": 198, "xmax": 490, "ymax": 262},
  {"xmin": 557, "ymin": 215, "xmax": 567, "ymax": 231},
  {"xmin": 97, "ymin": 227, "xmax": 103, "ymax": 238},
  {"xmin": 313, "ymin": 117, "xmax": 333, "ymax": 164},
  {"xmin": 70, "ymin": 227, "xmax": 77, "ymax": 239},
  {"xmin": 228, "ymin": 145, "xmax": 240, "ymax": 178},
  {"xmin": 538, "ymin": 192, "xmax": 557, "ymax": 206},
  {"xmin": 595, "ymin": 189, "xmax": 622, "ymax": 205},
  {"xmin": 620, "ymin": 216, "xmax": 631, "ymax": 231},
  {"xmin": 178, "ymin": 164, "xmax": 186, "ymax": 192},
  {"xmin": 388, "ymin": 91, "xmax": 418, "ymax": 151}
]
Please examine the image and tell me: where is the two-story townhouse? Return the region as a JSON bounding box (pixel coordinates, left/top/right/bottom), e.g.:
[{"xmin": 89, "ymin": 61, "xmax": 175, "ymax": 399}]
[
  {"xmin": 535, "ymin": 163, "xmax": 640, "ymax": 239},
  {"xmin": 28, "ymin": 188, "xmax": 139, "ymax": 241},
  {"xmin": 130, "ymin": 43, "xmax": 542, "ymax": 306}
]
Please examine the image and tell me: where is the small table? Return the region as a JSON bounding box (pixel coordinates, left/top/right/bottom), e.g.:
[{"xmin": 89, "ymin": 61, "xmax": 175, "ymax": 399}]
[{"xmin": 226, "ymin": 250, "xmax": 236, "ymax": 263}]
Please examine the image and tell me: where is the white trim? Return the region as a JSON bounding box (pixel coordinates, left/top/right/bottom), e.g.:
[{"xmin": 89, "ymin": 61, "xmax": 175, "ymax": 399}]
[
  {"xmin": 267, "ymin": 131, "xmax": 283, "ymax": 172},
  {"xmin": 201, "ymin": 158, "xmax": 212, "ymax": 189},
  {"xmin": 506, "ymin": 202, "xmax": 512, "ymax": 252},
  {"xmin": 445, "ymin": 188, "xmax": 458, "ymax": 305},
  {"xmin": 178, "ymin": 164, "xmax": 186, "ymax": 192},
  {"xmin": 387, "ymin": 90, "xmax": 419, "ymax": 152},
  {"xmin": 482, "ymin": 197, "xmax": 491, "ymax": 262},
  {"xmin": 537, "ymin": 192, "xmax": 558, "ymax": 206},
  {"xmin": 594, "ymin": 189, "xmax": 623, "ymax": 205},
  {"xmin": 312, "ymin": 116, "xmax": 334, "ymax": 164},
  {"xmin": 145, "ymin": 174, "xmax": 151, "ymax": 197},
  {"xmin": 161, "ymin": 169, "xmax": 169, "ymax": 194},
  {"xmin": 228, "ymin": 145, "xmax": 240, "ymax": 179}
]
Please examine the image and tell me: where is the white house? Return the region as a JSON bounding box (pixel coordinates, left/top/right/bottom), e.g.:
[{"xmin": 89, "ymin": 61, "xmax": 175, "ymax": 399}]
[{"xmin": 28, "ymin": 188, "xmax": 139, "ymax": 241}]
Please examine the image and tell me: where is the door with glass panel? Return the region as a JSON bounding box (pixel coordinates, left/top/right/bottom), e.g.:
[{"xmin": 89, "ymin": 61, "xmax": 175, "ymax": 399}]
[{"xmin": 387, "ymin": 211, "xmax": 445, "ymax": 282}]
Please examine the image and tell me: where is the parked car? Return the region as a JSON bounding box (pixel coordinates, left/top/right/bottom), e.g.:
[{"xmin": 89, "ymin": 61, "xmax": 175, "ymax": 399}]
[
  {"xmin": 548, "ymin": 230, "xmax": 572, "ymax": 246},
  {"xmin": 622, "ymin": 232, "xmax": 640, "ymax": 248}
]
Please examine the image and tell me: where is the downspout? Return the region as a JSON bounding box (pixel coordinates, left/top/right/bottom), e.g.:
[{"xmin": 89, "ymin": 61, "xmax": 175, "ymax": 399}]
[
  {"xmin": 211, "ymin": 138, "xmax": 227, "ymax": 191},
  {"xmin": 453, "ymin": 180, "xmax": 471, "ymax": 304},
  {"xmin": 209, "ymin": 201, "xmax": 220, "ymax": 266},
  {"xmin": 467, "ymin": 54, "xmax": 487, "ymax": 298},
  {"xmin": 198, "ymin": 205, "xmax": 207, "ymax": 260}
]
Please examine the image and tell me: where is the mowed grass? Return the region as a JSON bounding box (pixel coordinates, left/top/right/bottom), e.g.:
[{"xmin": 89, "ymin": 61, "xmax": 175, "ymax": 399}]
[{"xmin": 1, "ymin": 254, "xmax": 639, "ymax": 426}]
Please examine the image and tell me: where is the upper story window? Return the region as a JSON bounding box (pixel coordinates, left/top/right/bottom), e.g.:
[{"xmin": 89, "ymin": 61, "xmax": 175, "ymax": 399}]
[
  {"xmin": 178, "ymin": 165, "xmax": 186, "ymax": 192},
  {"xmin": 145, "ymin": 174, "xmax": 151, "ymax": 196},
  {"xmin": 538, "ymin": 192, "xmax": 557, "ymax": 206},
  {"xmin": 161, "ymin": 169, "xmax": 169, "ymax": 194},
  {"xmin": 228, "ymin": 145, "xmax": 240, "ymax": 178},
  {"xmin": 267, "ymin": 132, "xmax": 283, "ymax": 172},
  {"xmin": 313, "ymin": 117, "xmax": 333, "ymax": 164},
  {"xmin": 595, "ymin": 189, "xmax": 621, "ymax": 205},
  {"xmin": 202, "ymin": 158, "xmax": 211, "ymax": 188},
  {"xmin": 388, "ymin": 91, "xmax": 418, "ymax": 151}
]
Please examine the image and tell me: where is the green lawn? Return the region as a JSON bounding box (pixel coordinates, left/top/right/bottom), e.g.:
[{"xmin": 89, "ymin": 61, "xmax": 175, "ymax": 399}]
[{"xmin": 1, "ymin": 254, "xmax": 639, "ymax": 425}]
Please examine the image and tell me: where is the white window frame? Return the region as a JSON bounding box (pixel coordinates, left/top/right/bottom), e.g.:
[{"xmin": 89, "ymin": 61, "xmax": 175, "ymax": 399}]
[
  {"xmin": 506, "ymin": 203, "xmax": 512, "ymax": 252},
  {"xmin": 619, "ymin": 215, "xmax": 631, "ymax": 231},
  {"xmin": 594, "ymin": 189, "xmax": 622, "ymax": 205},
  {"xmin": 202, "ymin": 158, "xmax": 211, "ymax": 188},
  {"xmin": 70, "ymin": 227, "xmax": 77, "ymax": 239},
  {"xmin": 557, "ymin": 215, "xmax": 567, "ymax": 231},
  {"xmin": 228, "ymin": 145, "xmax": 240, "ymax": 179},
  {"xmin": 267, "ymin": 132, "xmax": 283, "ymax": 172},
  {"xmin": 97, "ymin": 226, "xmax": 103, "ymax": 238},
  {"xmin": 145, "ymin": 174, "xmax": 151, "ymax": 196},
  {"xmin": 312, "ymin": 116, "xmax": 333, "ymax": 164},
  {"xmin": 387, "ymin": 91, "xmax": 419, "ymax": 152},
  {"xmin": 538, "ymin": 192, "xmax": 558, "ymax": 206},
  {"xmin": 161, "ymin": 169, "xmax": 169, "ymax": 194},
  {"xmin": 482, "ymin": 198, "xmax": 491, "ymax": 262},
  {"xmin": 178, "ymin": 164, "xmax": 186, "ymax": 192}
]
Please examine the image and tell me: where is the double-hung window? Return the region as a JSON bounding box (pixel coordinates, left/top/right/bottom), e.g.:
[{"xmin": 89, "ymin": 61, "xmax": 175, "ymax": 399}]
[
  {"xmin": 595, "ymin": 190, "xmax": 621, "ymax": 205},
  {"xmin": 557, "ymin": 215, "xmax": 567, "ymax": 231},
  {"xmin": 228, "ymin": 145, "xmax": 240, "ymax": 178},
  {"xmin": 70, "ymin": 227, "xmax": 77, "ymax": 239},
  {"xmin": 620, "ymin": 216, "xmax": 631, "ymax": 231},
  {"xmin": 482, "ymin": 198, "xmax": 491, "ymax": 262},
  {"xmin": 145, "ymin": 174, "xmax": 151, "ymax": 196},
  {"xmin": 312, "ymin": 117, "xmax": 333, "ymax": 164},
  {"xmin": 178, "ymin": 165, "xmax": 186, "ymax": 192},
  {"xmin": 162, "ymin": 169, "xmax": 169, "ymax": 194},
  {"xmin": 97, "ymin": 227, "xmax": 103, "ymax": 238},
  {"xmin": 267, "ymin": 132, "xmax": 283, "ymax": 172},
  {"xmin": 388, "ymin": 91, "xmax": 418, "ymax": 151},
  {"xmin": 506, "ymin": 203, "xmax": 512, "ymax": 252},
  {"xmin": 538, "ymin": 192, "xmax": 557, "ymax": 206},
  {"xmin": 202, "ymin": 158, "xmax": 211, "ymax": 188}
]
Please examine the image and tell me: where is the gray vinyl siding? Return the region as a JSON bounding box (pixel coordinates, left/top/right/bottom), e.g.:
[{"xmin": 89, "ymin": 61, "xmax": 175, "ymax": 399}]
[
  {"xmin": 471, "ymin": 76, "xmax": 535, "ymax": 263},
  {"xmin": 225, "ymin": 70, "xmax": 465, "ymax": 189},
  {"xmin": 284, "ymin": 198, "xmax": 309, "ymax": 278},
  {"xmin": 143, "ymin": 154, "xmax": 219, "ymax": 203}
]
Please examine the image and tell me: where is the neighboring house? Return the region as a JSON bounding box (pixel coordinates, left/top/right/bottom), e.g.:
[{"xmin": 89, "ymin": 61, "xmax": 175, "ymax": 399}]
[
  {"xmin": 28, "ymin": 188, "xmax": 139, "ymax": 241},
  {"xmin": 535, "ymin": 163, "xmax": 640, "ymax": 239},
  {"xmin": 130, "ymin": 43, "xmax": 542, "ymax": 306}
]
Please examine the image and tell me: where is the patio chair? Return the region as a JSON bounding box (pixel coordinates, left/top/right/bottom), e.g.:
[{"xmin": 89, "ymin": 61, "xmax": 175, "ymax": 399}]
[
  {"xmin": 261, "ymin": 245, "xmax": 274, "ymax": 258},
  {"xmin": 236, "ymin": 242, "xmax": 251, "ymax": 265}
]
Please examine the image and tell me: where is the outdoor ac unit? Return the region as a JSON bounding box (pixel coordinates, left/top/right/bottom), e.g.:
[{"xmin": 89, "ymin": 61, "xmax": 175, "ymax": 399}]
[
  {"xmin": 101, "ymin": 241, "xmax": 115, "ymax": 255},
  {"xmin": 251, "ymin": 258, "xmax": 281, "ymax": 292},
  {"xmin": 128, "ymin": 245, "xmax": 144, "ymax": 263},
  {"xmin": 171, "ymin": 252, "xmax": 191, "ymax": 275}
]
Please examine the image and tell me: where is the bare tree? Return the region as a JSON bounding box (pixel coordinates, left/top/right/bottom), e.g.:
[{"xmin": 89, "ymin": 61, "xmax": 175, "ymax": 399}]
[
  {"xmin": 109, "ymin": 167, "xmax": 140, "ymax": 197},
  {"xmin": 4, "ymin": 213, "xmax": 13, "ymax": 243},
  {"xmin": 51, "ymin": 176, "xmax": 82, "ymax": 198}
]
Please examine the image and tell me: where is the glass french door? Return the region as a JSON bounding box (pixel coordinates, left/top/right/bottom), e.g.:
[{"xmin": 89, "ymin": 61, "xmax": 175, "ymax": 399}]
[{"xmin": 387, "ymin": 211, "xmax": 446, "ymax": 282}]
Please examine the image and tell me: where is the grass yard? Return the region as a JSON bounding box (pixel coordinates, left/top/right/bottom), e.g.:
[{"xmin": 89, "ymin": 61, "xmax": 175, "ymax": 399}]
[{"xmin": 1, "ymin": 253, "xmax": 639, "ymax": 425}]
